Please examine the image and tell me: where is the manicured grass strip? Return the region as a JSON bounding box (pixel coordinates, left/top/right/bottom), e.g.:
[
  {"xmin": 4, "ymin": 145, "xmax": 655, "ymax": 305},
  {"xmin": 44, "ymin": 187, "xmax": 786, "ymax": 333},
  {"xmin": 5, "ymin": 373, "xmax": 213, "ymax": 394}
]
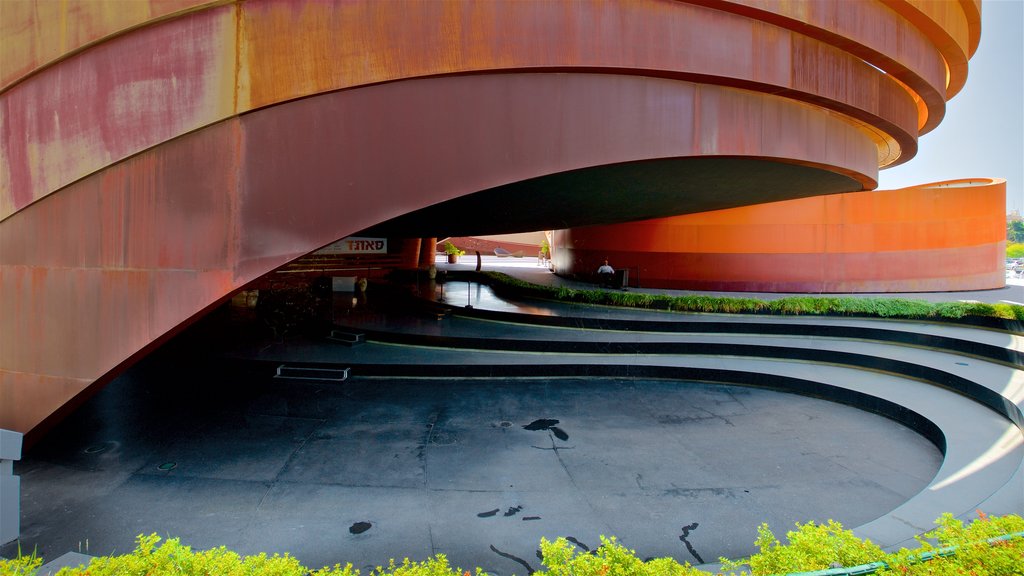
[{"xmin": 462, "ymin": 271, "xmax": 1024, "ymax": 323}]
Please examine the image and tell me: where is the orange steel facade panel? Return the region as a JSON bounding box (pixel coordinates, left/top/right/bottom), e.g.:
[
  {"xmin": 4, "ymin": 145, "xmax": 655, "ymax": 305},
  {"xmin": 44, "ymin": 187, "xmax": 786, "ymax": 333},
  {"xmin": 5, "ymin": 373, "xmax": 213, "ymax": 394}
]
[
  {"xmin": 0, "ymin": 71, "xmax": 873, "ymax": 440},
  {"xmin": 0, "ymin": 0, "xmax": 215, "ymax": 91},
  {"xmin": 0, "ymin": 4, "xmax": 239, "ymax": 219},
  {"xmin": 0, "ymin": 0, "xmax": 985, "ymax": 441},
  {"xmin": 6, "ymin": 0, "xmax": 947, "ymax": 220},
  {"xmin": 700, "ymin": 0, "xmax": 948, "ymax": 133},
  {"xmin": 551, "ymin": 179, "xmax": 1006, "ymax": 292},
  {"xmin": 882, "ymin": 0, "xmax": 975, "ymax": 98}
]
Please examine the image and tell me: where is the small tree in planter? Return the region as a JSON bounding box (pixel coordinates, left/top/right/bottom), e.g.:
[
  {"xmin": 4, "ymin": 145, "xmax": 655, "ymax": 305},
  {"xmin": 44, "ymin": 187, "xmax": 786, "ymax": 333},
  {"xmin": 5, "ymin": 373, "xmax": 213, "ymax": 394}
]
[{"xmin": 443, "ymin": 241, "xmax": 465, "ymax": 263}]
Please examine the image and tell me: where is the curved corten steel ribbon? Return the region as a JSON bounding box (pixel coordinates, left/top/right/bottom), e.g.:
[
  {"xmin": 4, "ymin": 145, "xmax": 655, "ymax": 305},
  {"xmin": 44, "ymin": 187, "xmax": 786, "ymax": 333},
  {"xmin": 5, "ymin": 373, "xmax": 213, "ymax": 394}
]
[
  {"xmin": 0, "ymin": 0, "xmax": 984, "ymax": 441},
  {"xmin": 552, "ymin": 178, "xmax": 1007, "ymax": 293}
]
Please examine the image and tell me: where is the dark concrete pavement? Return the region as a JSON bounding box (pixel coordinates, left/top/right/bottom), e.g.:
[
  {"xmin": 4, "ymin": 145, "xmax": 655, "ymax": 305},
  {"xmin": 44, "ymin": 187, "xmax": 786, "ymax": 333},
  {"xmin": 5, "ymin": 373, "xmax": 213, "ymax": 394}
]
[
  {"xmin": 5, "ymin": 259, "xmax": 1022, "ymax": 573},
  {"xmin": 5, "ymin": 335, "xmax": 941, "ymax": 573}
]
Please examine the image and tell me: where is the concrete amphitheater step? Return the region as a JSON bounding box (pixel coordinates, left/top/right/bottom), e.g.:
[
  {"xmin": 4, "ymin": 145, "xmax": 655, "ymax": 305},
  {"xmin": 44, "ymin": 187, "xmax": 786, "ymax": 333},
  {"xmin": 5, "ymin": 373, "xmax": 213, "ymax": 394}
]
[{"xmin": 228, "ymin": 301, "xmax": 1024, "ymax": 551}]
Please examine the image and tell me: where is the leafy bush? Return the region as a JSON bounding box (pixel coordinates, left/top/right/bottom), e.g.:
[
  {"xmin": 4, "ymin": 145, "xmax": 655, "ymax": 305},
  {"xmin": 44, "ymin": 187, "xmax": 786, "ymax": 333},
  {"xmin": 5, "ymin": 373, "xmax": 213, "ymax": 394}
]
[
  {"xmin": 537, "ymin": 535, "xmax": 704, "ymax": 576},
  {"xmin": 356, "ymin": 556, "xmax": 473, "ymax": 576},
  {"xmin": 1007, "ymin": 243, "xmax": 1024, "ymax": 259},
  {"xmin": 720, "ymin": 513, "xmax": 1024, "ymax": 576},
  {"xmin": 442, "ymin": 242, "xmax": 465, "ymax": 257},
  {"xmin": 875, "ymin": 512, "xmax": 1024, "ymax": 576},
  {"xmin": 0, "ymin": 552, "xmax": 41, "ymax": 576},
  {"xmin": 720, "ymin": 520, "xmax": 885, "ymax": 574},
  {"xmin": 51, "ymin": 535, "xmax": 473, "ymax": 576},
  {"xmin": 32, "ymin": 514, "xmax": 1024, "ymax": 576},
  {"xmin": 55, "ymin": 534, "xmax": 312, "ymax": 576}
]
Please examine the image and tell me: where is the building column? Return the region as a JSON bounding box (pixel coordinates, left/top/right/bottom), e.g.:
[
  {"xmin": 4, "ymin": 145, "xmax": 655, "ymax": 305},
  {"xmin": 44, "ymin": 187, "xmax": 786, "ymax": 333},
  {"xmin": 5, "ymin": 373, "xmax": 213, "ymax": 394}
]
[
  {"xmin": 0, "ymin": 429, "xmax": 22, "ymax": 545},
  {"xmin": 420, "ymin": 237, "xmax": 438, "ymax": 269}
]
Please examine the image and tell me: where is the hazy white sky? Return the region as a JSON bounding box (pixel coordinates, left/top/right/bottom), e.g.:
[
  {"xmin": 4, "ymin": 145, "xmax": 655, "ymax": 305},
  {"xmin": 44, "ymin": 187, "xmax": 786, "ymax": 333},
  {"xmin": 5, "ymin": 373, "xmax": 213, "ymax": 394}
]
[{"xmin": 876, "ymin": 0, "xmax": 1024, "ymax": 215}]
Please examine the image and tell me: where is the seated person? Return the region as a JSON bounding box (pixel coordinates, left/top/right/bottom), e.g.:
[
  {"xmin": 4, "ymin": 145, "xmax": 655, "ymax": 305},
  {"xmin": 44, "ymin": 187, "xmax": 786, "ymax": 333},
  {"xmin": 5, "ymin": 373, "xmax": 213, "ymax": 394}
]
[{"xmin": 596, "ymin": 260, "xmax": 615, "ymax": 286}]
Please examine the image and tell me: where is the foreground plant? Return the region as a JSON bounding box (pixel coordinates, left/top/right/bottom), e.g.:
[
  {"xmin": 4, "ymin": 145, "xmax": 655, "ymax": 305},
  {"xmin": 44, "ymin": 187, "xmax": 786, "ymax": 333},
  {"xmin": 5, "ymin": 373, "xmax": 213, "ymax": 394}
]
[
  {"xmin": 25, "ymin": 513, "xmax": 1024, "ymax": 576},
  {"xmin": 719, "ymin": 520, "xmax": 885, "ymax": 575},
  {"xmin": 50, "ymin": 535, "xmax": 473, "ymax": 576},
  {"xmin": 877, "ymin": 512, "xmax": 1024, "ymax": 576},
  {"xmin": 0, "ymin": 552, "xmax": 41, "ymax": 576},
  {"xmin": 54, "ymin": 533, "xmax": 310, "ymax": 576},
  {"xmin": 721, "ymin": 513, "xmax": 1024, "ymax": 576},
  {"xmin": 537, "ymin": 535, "xmax": 705, "ymax": 576}
]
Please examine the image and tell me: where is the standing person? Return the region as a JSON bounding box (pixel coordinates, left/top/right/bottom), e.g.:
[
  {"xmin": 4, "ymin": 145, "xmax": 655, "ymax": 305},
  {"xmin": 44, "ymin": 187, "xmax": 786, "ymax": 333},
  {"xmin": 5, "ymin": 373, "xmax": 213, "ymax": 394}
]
[{"xmin": 597, "ymin": 259, "xmax": 615, "ymax": 287}]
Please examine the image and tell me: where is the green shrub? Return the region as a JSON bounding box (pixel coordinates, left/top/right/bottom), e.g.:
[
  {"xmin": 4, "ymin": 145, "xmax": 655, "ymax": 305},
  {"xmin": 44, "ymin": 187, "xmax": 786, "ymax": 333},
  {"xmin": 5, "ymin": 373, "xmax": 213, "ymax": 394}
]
[
  {"xmin": 537, "ymin": 535, "xmax": 704, "ymax": 576},
  {"xmin": 1007, "ymin": 243, "xmax": 1024, "ymax": 259},
  {"xmin": 720, "ymin": 520, "xmax": 885, "ymax": 575},
  {"xmin": 55, "ymin": 534, "xmax": 311, "ymax": 576},
  {"xmin": 359, "ymin": 556, "xmax": 473, "ymax": 576},
  {"xmin": 556, "ymin": 286, "xmax": 577, "ymax": 300},
  {"xmin": 995, "ymin": 303, "xmax": 1024, "ymax": 321},
  {"xmin": 877, "ymin": 512, "xmax": 1024, "ymax": 576},
  {"xmin": 11, "ymin": 514, "xmax": 1023, "ymax": 576},
  {"xmin": 0, "ymin": 552, "xmax": 41, "ymax": 576},
  {"xmin": 50, "ymin": 535, "xmax": 470, "ymax": 576},
  {"xmin": 442, "ymin": 242, "xmax": 465, "ymax": 257}
]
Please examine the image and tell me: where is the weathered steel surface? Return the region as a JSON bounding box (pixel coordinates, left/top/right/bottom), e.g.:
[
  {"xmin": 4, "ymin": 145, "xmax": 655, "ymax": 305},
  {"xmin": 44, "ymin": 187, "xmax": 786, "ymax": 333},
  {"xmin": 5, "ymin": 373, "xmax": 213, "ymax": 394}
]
[
  {"xmin": 0, "ymin": 72, "xmax": 876, "ymax": 440},
  {"xmin": 1, "ymin": 0, "xmax": 979, "ymax": 103},
  {"xmin": 1, "ymin": 120, "xmax": 242, "ymax": 380},
  {"xmin": 0, "ymin": 0, "xmax": 987, "ymax": 442},
  {"xmin": 237, "ymin": 73, "xmax": 878, "ymax": 276},
  {"xmin": 552, "ymin": 179, "xmax": 1007, "ymax": 292},
  {"xmin": 239, "ymin": 0, "xmax": 918, "ymax": 160},
  {"xmin": 882, "ymin": 0, "xmax": 976, "ymax": 99},
  {"xmin": 5, "ymin": 0, "xmax": 944, "ymax": 220},
  {"xmin": 1, "ymin": 4, "xmax": 237, "ymax": 218},
  {"xmin": 700, "ymin": 0, "xmax": 947, "ymax": 133},
  {"xmin": 0, "ymin": 0, "xmax": 214, "ymax": 91}
]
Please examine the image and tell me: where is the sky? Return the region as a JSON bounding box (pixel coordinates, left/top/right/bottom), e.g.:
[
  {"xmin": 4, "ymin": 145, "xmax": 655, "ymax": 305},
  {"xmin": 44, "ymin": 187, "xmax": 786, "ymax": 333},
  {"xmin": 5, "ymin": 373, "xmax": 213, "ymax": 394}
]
[{"xmin": 876, "ymin": 0, "xmax": 1024, "ymax": 215}]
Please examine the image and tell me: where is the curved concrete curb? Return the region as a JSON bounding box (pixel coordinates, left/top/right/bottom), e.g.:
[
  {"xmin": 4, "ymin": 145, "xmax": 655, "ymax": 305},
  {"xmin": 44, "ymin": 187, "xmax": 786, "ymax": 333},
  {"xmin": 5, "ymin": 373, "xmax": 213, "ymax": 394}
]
[{"xmin": 311, "ymin": 301, "xmax": 1024, "ymax": 551}]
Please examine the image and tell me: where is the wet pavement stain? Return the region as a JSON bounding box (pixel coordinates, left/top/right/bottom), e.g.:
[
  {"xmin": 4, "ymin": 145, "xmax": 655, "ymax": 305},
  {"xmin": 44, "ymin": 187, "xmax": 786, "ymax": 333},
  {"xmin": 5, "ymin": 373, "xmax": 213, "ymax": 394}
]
[
  {"xmin": 565, "ymin": 537, "xmax": 591, "ymax": 552},
  {"xmin": 349, "ymin": 521, "xmax": 372, "ymax": 534},
  {"xmin": 679, "ymin": 522, "xmax": 703, "ymax": 564},
  {"xmin": 523, "ymin": 418, "xmax": 569, "ymax": 440},
  {"xmin": 523, "ymin": 419, "xmax": 559, "ymax": 431},
  {"xmin": 490, "ymin": 544, "xmax": 535, "ymax": 574}
]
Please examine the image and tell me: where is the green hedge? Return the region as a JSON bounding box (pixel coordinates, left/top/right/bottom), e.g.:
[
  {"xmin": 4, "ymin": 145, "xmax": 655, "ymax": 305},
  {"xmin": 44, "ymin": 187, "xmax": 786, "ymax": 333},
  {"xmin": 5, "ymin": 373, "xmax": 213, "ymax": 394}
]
[
  {"xmin": 2, "ymin": 514, "xmax": 1021, "ymax": 576},
  {"xmin": 462, "ymin": 272, "xmax": 1024, "ymax": 323}
]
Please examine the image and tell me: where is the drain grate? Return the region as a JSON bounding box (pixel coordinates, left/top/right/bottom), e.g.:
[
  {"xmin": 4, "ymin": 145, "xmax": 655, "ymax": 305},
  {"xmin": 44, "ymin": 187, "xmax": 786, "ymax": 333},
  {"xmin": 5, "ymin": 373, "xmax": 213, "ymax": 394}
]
[
  {"xmin": 274, "ymin": 365, "xmax": 350, "ymax": 382},
  {"xmin": 328, "ymin": 330, "xmax": 366, "ymax": 346}
]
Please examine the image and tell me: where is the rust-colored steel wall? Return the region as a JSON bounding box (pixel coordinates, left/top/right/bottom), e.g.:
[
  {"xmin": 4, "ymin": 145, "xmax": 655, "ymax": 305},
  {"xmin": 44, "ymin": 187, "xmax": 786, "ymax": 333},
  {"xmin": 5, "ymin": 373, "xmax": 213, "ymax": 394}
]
[
  {"xmin": 10, "ymin": 0, "xmax": 985, "ymax": 220},
  {"xmin": 0, "ymin": 0, "xmax": 217, "ymax": 91},
  {"xmin": 0, "ymin": 0, "xmax": 984, "ymax": 441},
  {"xmin": 551, "ymin": 179, "xmax": 1007, "ymax": 293},
  {"xmin": 0, "ymin": 71, "xmax": 873, "ymax": 441}
]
